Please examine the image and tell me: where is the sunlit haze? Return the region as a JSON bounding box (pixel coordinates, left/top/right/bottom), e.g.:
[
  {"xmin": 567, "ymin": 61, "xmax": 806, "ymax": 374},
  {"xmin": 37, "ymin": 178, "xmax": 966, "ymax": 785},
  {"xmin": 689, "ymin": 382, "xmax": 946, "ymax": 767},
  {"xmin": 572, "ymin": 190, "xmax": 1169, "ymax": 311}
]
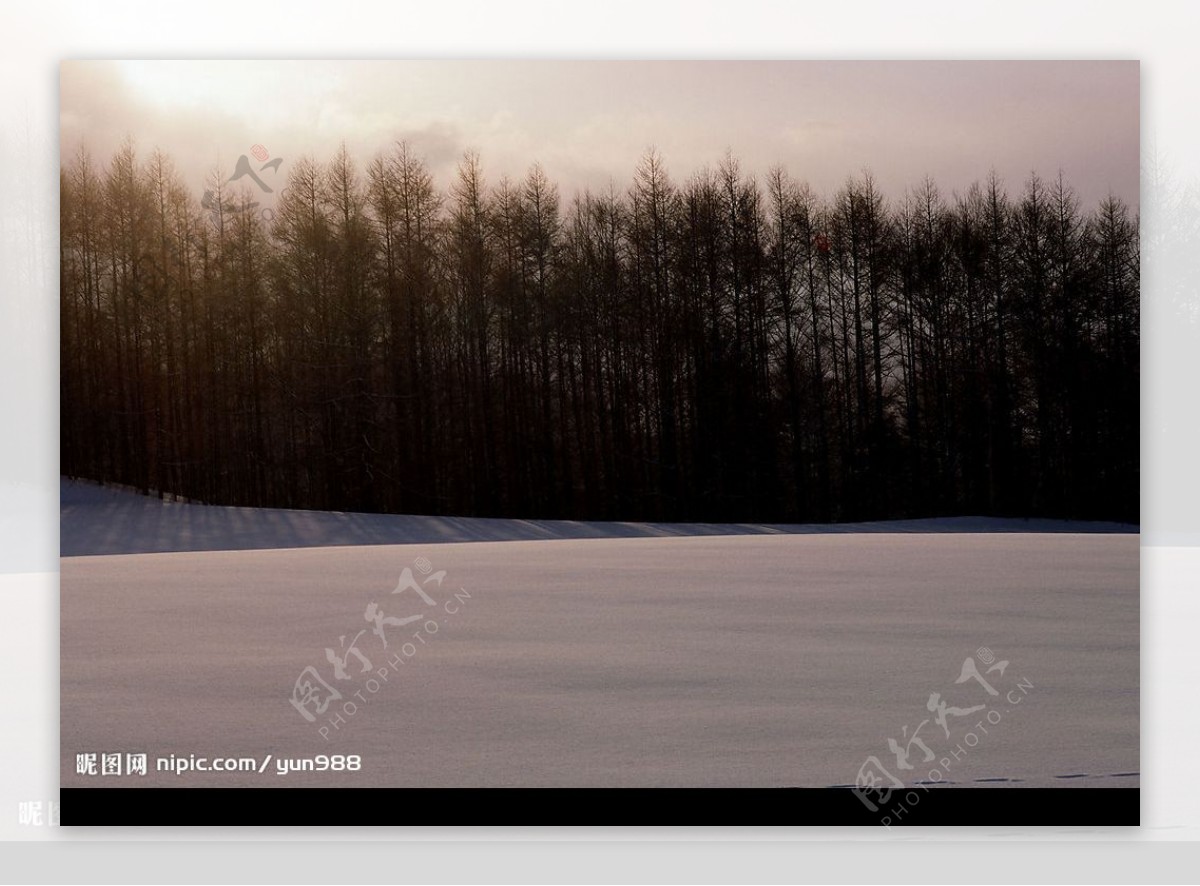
[{"xmin": 60, "ymin": 60, "xmax": 1138, "ymax": 208}]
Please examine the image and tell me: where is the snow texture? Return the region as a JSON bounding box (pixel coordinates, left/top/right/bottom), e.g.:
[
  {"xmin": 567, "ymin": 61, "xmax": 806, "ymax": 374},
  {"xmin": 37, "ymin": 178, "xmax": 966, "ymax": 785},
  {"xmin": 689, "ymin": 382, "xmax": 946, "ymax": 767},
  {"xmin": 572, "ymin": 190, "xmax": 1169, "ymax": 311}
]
[
  {"xmin": 60, "ymin": 480, "xmax": 1138, "ymax": 790},
  {"xmin": 61, "ymin": 477, "xmax": 1137, "ymax": 558}
]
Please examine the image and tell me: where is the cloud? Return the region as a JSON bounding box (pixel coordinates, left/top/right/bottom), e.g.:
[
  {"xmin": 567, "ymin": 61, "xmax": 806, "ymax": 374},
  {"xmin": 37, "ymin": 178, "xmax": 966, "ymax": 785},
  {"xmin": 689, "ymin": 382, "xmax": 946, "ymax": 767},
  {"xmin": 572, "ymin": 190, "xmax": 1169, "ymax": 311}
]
[{"xmin": 59, "ymin": 60, "xmax": 1139, "ymax": 209}]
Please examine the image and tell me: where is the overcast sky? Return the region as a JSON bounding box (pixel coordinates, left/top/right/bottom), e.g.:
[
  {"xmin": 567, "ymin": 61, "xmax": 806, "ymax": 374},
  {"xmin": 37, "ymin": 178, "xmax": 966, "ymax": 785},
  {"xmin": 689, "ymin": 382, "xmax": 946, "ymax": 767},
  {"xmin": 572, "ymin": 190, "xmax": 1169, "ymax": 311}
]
[{"xmin": 60, "ymin": 60, "xmax": 1139, "ymax": 209}]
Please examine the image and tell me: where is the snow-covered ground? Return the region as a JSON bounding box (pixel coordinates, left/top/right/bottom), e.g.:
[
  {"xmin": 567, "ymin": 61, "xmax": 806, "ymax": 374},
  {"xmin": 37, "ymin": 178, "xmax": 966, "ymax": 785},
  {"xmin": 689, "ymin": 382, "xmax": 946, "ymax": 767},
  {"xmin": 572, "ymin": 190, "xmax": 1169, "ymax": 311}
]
[
  {"xmin": 60, "ymin": 480, "xmax": 1138, "ymax": 790},
  {"xmin": 61, "ymin": 477, "xmax": 1136, "ymax": 557}
]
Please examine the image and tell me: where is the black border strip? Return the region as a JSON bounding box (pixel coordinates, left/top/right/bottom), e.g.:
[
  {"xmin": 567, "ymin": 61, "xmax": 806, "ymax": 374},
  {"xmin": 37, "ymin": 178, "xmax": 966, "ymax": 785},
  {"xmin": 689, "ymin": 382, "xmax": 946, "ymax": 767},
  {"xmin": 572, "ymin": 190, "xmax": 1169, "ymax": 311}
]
[{"xmin": 61, "ymin": 787, "xmax": 1139, "ymax": 827}]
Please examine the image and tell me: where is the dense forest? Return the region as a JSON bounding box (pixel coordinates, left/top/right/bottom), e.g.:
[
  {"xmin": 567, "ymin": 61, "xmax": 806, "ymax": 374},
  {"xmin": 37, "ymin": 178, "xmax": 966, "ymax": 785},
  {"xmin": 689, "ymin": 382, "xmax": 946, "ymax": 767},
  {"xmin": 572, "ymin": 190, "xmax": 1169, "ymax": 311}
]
[{"xmin": 60, "ymin": 142, "xmax": 1139, "ymax": 524}]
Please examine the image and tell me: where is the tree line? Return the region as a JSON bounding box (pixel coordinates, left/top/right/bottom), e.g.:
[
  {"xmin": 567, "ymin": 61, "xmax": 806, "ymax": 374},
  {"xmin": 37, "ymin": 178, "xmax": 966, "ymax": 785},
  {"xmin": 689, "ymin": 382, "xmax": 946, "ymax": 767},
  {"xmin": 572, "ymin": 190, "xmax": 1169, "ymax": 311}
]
[{"xmin": 60, "ymin": 142, "xmax": 1139, "ymax": 524}]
